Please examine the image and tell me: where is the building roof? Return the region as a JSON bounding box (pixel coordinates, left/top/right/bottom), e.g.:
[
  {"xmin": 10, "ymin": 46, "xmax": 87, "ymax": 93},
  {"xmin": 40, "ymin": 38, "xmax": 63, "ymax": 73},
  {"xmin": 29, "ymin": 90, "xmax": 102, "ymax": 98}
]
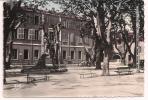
[{"xmin": 21, "ymin": 6, "xmax": 86, "ymax": 21}]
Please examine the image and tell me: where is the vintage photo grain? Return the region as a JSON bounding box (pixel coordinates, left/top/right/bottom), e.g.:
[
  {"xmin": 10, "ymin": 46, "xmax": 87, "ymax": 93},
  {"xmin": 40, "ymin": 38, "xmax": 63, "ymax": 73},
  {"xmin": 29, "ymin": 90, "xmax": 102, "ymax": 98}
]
[{"xmin": 3, "ymin": 0, "xmax": 144, "ymax": 97}]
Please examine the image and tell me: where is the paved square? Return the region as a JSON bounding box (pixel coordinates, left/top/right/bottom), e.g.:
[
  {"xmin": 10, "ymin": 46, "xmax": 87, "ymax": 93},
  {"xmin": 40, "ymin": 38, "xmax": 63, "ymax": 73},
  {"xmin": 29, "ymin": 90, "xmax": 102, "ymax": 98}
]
[{"xmin": 3, "ymin": 66, "xmax": 144, "ymax": 97}]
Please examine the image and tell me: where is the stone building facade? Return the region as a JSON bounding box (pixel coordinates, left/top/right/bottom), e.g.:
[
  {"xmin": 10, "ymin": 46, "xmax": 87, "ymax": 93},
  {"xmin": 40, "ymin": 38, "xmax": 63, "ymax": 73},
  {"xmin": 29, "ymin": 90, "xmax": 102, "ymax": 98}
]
[{"xmin": 9, "ymin": 7, "xmax": 92, "ymax": 66}]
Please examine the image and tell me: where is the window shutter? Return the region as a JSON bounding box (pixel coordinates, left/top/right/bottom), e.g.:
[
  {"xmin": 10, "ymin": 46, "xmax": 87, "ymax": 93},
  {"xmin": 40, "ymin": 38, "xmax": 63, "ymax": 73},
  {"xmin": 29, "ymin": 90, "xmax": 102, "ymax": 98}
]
[
  {"xmin": 28, "ymin": 29, "xmax": 32, "ymax": 39},
  {"xmin": 32, "ymin": 29, "xmax": 35, "ymax": 40},
  {"xmin": 70, "ymin": 33, "xmax": 74, "ymax": 42},
  {"xmin": 38, "ymin": 30, "xmax": 41, "ymax": 40}
]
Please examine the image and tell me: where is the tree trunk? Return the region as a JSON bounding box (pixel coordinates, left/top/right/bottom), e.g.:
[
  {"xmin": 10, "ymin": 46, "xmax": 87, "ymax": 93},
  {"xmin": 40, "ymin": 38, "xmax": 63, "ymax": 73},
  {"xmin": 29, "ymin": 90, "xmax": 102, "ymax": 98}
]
[
  {"xmin": 95, "ymin": 51, "xmax": 102, "ymax": 69},
  {"xmin": 133, "ymin": 47, "xmax": 137, "ymax": 68},
  {"xmin": 54, "ymin": 43, "xmax": 59, "ymax": 69},
  {"xmin": 102, "ymin": 48, "xmax": 110, "ymax": 76},
  {"xmin": 101, "ymin": 18, "xmax": 111, "ymax": 75},
  {"xmin": 122, "ymin": 54, "xmax": 126, "ymax": 65},
  {"xmin": 3, "ymin": 42, "xmax": 7, "ymax": 84},
  {"xmin": 4, "ymin": 69, "xmax": 6, "ymax": 84}
]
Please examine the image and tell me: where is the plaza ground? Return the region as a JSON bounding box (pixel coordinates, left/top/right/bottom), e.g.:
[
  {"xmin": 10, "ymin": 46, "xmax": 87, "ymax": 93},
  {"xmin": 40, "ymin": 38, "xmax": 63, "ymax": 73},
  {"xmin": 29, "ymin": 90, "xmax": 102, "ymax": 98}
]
[{"xmin": 3, "ymin": 65, "xmax": 144, "ymax": 97}]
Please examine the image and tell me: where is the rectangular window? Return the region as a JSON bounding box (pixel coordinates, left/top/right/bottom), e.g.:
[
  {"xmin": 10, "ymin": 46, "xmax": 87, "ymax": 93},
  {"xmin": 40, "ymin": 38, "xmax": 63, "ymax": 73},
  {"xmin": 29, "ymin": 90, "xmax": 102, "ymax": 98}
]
[
  {"xmin": 78, "ymin": 51, "xmax": 81, "ymax": 59},
  {"xmin": 35, "ymin": 30, "xmax": 39, "ymax": 40},
  {"xmin": 63, "ymin": 50, "xmax": 66, "ymax": 59},
  {"xmin": 24, "ymin": 29, "xmax": 28, "ymax": 39},
  {"xmin": 34, "ymin": 15, "xmax": 39, "ymax": 25},
  {"xmin": 17, "ymin": 28, "xmax": 24, "ymax": 39},
  {"xmin": 34, "ymin": 50, "xmax": 39, "ymax": 59},
  {"xmin": 71, "ymin": 51, "xmax": 74, "ymax": 59},
  {"xmin": 48, "ymin": 28, "xmax": 54, "ymax": 41},
  {"xmin": 24, "ymin": 49, "xmax": 29, "ymax": 59},
  {"xmin": 12, "ymin": 49, "xmax": 17, "ymax": 59},
  {"xmin": 28, "ymin": 29, "xmax": 35, "ymax": 40}
]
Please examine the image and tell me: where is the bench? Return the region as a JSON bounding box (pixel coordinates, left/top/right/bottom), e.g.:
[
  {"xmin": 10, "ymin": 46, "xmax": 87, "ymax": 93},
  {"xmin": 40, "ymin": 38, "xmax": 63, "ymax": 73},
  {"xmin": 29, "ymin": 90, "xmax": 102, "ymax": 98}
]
[
  {"xmin": 26, "ymin": 69, "xmax": 51, "ymax": 83},
  {"xmin": 115, "ymin": 66, "xmax": 132, "ymax": 75},
  {"xmin": 80, "ymin": 73, "xmax": 97, "ymax": 78},
  {"xmin": 27, "ymin": 75, "xmax": 50, "ymax": 83}
]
